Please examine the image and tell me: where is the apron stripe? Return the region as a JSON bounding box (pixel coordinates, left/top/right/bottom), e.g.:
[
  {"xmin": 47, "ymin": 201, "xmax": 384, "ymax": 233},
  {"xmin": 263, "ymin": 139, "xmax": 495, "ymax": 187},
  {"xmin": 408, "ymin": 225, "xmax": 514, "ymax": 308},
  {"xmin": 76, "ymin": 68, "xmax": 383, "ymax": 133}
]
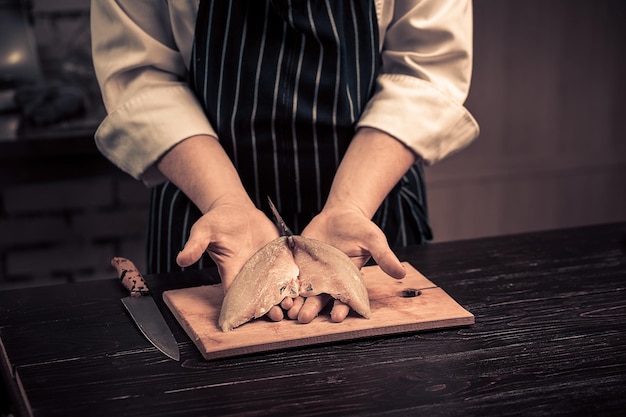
[
  {"xmin": 291, "ymin": 35, "xmax": 306, "ymax": 212},
  {"xmin": 349, "ymin": 0, "xmax": 361, "ymax": 115},
  {"xmin": 146, "ymin": 183, "xmax": 156, "ymax": 270},
  {"xmin": 249, "ymin": 2, "xmax": 271, "ymax": 207},
  {"xmin": 180, "ymin": 199, "xmax": 191, "ymax": 261},
  {"xmin": 228, "ymin": 4, "xmax": 249, "ymax": 169},
  {"xmin": 215, "ymin": 2, "xmax": 233, "ymax": 130},
  {"xmin": 200, "ymin": 1, "xmax": 214, "ymax": 118},
  {"xmin": 306, "ymin": 2, "xmax": 324, "ymax": 210},
  {"xmin": 271, "ymin": 22, "xmax": 288, "ymax": 211},
  {"xmin": 326, "ymin": 0, "xmax": 343, "ymax": 167},
  {"xmin": 166, "ymin": 188, "xmax": 181, "ymax": 272},
  {"xmin": 155, "ymin": 181, "xmax": 167, "ymax": 272}
]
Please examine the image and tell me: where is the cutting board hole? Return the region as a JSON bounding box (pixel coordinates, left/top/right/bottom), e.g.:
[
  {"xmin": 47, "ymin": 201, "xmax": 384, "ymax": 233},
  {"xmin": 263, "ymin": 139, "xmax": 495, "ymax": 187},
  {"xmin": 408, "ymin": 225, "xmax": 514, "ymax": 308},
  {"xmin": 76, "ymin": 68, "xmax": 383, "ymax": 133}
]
[{"xmin": 399, "ymin": 288, "xmax": 421, "ymax": 298}]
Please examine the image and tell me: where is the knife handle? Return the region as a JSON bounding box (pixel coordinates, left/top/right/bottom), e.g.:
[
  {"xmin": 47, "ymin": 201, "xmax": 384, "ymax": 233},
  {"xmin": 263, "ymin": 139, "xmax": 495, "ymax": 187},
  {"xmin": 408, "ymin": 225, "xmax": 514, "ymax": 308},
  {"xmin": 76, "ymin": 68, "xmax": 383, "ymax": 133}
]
[{"xmin": 111, "ymin": 257, "xmax": 150, "ymax": 297}]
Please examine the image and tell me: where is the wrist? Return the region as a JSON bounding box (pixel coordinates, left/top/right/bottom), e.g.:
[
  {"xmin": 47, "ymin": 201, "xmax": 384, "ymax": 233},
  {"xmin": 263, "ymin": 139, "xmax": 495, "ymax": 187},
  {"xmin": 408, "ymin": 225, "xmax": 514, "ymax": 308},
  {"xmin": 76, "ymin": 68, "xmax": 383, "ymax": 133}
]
[
  {"xmin": 324, "ymin": 127, "xmax": 416, "ymax": 218},
  {"xmin": 204, "ymin": 193, "xmax": 257, "ymax": 215}
]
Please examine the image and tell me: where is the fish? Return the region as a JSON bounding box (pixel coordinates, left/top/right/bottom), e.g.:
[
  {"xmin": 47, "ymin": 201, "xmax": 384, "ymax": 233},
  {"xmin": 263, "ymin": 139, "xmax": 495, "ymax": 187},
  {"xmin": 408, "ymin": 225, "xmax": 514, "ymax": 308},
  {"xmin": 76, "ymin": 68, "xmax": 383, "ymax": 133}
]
[
  {"xmin": 218, "ymin": 236, "xmax": 299, "ymax": 332},
  {"xmin": 290, "ymin": 235, "xmax": 371, "ymax": 318},
  {"xmin": 218, "ymin": 199, "xmax": 371, "ymax": 332}
]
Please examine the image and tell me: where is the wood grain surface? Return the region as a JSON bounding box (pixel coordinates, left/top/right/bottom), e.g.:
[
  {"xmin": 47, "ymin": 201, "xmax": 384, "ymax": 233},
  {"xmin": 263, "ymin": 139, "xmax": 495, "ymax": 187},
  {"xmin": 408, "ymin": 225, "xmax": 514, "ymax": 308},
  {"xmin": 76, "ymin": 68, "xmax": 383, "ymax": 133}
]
[
  {"xmin": 163, "ymin": 263, "xmax": 474, "ymax": 359},
  {"xmin": 1, "ymin": 223, "xmax": 625, "ymax": 417}
]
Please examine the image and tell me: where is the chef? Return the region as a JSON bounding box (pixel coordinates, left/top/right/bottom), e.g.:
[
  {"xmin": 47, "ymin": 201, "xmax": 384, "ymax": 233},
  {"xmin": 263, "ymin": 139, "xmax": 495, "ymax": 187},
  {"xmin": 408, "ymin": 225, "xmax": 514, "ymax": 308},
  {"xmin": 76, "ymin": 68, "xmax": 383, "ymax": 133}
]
[{"xmin": 90, "ymin": 0, "xmax": 479, "ymax": 323}]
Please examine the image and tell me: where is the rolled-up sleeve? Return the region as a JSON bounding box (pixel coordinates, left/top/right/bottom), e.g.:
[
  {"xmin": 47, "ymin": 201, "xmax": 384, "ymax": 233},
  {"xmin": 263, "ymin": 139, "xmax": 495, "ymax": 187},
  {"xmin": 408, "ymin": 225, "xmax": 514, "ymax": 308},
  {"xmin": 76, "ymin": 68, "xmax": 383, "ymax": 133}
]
[
  {"xmin": 91, "ymin": 0, "xmax": 215, "ymax": 185},
  {"xmin": 358, "ymin": 0, "xmax": 479, "ymax": 165}
]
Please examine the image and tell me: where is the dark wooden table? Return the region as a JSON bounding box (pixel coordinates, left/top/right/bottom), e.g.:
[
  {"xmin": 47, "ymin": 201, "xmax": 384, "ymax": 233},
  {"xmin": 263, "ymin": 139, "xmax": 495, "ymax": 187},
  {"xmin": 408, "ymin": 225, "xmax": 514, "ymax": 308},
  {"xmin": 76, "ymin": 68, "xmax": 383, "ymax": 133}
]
[{"xmin": 1, "ymin": 223, "xmax": 625, "ymax": 416}]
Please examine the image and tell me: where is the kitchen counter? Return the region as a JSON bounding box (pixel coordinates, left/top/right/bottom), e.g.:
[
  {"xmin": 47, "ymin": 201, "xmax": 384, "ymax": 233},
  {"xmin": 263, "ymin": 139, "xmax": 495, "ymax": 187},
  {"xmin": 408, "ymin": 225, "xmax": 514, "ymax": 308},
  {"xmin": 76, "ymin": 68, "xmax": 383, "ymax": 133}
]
[{"xmin": 1, "ymin": 222, "xmax": 625, "ymax": 416}]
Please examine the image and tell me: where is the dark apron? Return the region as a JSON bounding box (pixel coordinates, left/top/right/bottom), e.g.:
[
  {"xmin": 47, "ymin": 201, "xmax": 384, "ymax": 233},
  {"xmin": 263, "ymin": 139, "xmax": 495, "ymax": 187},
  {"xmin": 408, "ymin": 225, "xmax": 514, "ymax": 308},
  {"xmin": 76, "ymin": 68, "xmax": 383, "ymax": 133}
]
[{"xmin": 147, "ymin": 0, "xmax": 431, "ymax": 274}]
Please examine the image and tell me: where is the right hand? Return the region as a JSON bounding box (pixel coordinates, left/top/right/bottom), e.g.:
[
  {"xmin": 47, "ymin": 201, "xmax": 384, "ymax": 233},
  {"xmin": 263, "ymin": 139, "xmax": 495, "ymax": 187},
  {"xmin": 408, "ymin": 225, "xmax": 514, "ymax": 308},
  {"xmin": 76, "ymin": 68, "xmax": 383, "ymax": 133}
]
[
  {"xmin": 286, "ymin": 205, "xmax": 405, "ymax": 323},
  {"xmin": 175, "ymin": 201, "xmax": 288, "ymax": 320}
]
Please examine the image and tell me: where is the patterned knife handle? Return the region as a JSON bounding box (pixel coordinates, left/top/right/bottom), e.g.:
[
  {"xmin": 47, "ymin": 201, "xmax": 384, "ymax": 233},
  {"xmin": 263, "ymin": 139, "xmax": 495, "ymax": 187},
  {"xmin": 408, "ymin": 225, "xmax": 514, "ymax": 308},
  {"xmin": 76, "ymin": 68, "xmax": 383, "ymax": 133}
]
[{"xmin": 111, "ymin": 257, "xmax": 150, "ymax": 297}]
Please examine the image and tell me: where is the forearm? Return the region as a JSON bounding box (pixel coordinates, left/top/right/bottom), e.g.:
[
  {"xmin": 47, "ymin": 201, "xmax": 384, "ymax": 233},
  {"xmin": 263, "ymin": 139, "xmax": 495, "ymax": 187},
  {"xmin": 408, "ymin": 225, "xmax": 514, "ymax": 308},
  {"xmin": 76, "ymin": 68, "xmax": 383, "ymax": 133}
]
[
  {"xmin": 156, "ymin": 135, "xmax": 253, "ymax": 213},
  {"xmin": 324, "ymin": 127, "xmax": 417, "ymax": 218}
]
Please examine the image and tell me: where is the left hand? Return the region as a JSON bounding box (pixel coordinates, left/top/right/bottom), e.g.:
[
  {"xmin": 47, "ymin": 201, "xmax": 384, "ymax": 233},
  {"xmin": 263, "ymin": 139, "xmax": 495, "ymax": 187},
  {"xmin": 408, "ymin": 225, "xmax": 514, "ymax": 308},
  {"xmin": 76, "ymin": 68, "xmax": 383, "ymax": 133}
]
[{"xmin": 286, "ymin": 205, "xmax": 406, "ymax": 323}]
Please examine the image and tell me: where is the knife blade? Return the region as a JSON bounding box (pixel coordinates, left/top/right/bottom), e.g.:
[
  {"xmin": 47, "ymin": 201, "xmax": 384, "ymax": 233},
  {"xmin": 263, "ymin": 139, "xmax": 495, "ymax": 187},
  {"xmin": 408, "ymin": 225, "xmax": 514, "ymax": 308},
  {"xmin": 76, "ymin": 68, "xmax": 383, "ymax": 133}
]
[{"xmin": 111, "ymin": 257, "xmax": 180, "ymax": 361}]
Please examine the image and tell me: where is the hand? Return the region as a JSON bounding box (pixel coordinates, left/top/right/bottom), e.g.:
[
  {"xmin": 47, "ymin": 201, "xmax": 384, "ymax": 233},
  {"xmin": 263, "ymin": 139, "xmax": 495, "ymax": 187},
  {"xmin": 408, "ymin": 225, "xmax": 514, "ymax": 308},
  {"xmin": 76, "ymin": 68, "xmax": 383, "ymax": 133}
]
[
  {"xmin": 288, "ymin": 206, "xmax": 406, "ymax": 323},
  {"xmin": 175, "ymin": 201, "xmax": 287, "ymax": 321},
  {"xmin": 157, "ymin": 136, "xmax": 293, "ymax": 322}
]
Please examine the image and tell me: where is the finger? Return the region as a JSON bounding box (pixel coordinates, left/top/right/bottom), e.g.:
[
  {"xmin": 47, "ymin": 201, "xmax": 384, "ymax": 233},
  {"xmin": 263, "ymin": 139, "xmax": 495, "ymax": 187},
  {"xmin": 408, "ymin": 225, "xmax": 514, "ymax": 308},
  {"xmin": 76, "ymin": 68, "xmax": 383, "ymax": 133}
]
[
  {"xmin": 297, "ymin": 294, "xmax": 331, "ymax": 324},
  {"xmin": 375, "ymin": 250, "xmax": 406, "ymax": 279},
  {"xmin": 280, "ymin": 297, "xmax": 294, "ymax": 310},
  {"xmin": 266, "ymin": 305, "xmax": 284, "ymax": 322},
  {"xmin": 287, "ymin": 296, "xmax": 305, "ymax": 320},
  {"xmin": 367, "ymin": 234, "xmax": 406, "ymax": 279},
  {"xmin": 176, "ymin": 234, "xmax": 209, "ymax": 268},
  {"xmin": 329, "ymin": 300, "xmax": 350, "ymax": 323}
]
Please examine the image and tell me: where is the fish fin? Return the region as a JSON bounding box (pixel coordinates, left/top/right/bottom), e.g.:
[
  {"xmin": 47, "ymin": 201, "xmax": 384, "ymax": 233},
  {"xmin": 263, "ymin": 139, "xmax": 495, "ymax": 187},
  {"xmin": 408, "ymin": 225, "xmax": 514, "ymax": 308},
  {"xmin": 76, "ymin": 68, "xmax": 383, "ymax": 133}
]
[{"xmin": 267, "ymin": 196, "xmax": 293, "ymax": 236}]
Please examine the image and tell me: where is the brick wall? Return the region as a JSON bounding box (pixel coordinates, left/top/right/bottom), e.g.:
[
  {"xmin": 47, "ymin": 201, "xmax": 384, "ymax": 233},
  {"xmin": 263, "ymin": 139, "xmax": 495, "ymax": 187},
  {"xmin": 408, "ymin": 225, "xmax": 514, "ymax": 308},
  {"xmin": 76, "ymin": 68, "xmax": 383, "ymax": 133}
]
[
  {"xmin": 0, "ymin": 1, "xmax": 153, "ymax": 291},
  {"xmin": 0, "ymin": 174, "xmax": 150, "ymax": 290}
]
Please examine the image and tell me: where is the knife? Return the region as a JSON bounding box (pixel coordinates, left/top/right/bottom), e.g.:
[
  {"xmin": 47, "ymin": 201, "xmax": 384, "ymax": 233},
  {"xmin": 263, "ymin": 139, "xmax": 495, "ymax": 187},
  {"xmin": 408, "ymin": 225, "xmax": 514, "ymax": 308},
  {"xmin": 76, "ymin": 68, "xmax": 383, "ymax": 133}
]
[{"xmin": 111, "ymin": 257, "xmax": 180, "ymax": 361}]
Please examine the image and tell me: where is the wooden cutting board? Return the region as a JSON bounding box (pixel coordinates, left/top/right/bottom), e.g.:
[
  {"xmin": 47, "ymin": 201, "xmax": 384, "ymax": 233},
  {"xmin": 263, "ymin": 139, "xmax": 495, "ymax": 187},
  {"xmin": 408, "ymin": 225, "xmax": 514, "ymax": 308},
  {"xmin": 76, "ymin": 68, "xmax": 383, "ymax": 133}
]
[{"xmin": 163, "ymin": 262, "xmax": 474, "ymax": 360}]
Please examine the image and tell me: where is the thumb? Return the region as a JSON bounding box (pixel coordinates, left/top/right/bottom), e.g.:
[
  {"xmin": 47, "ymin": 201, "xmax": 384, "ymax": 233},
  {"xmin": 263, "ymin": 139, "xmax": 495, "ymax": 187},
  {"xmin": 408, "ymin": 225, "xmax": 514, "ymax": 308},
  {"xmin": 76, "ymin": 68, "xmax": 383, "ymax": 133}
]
[
  {"xmin": 372, "ymin": 249, "xmax": 406, "ymax": 279},
  {"xmin": 176, "ymin": 231, "xmax": 211, "ymax": 268},
  {"xmin": 366, "ymin": 230, "xmax": 406, "ymax": 279}
]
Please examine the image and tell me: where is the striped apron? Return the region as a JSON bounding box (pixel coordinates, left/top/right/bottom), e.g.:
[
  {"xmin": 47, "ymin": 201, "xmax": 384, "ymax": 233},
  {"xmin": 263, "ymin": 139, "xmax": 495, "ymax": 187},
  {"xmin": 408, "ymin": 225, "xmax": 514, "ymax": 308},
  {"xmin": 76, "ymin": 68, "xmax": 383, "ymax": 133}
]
[{"xmin": 147, "ymin": 0, "xmax": 432, "ymax": 274}]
